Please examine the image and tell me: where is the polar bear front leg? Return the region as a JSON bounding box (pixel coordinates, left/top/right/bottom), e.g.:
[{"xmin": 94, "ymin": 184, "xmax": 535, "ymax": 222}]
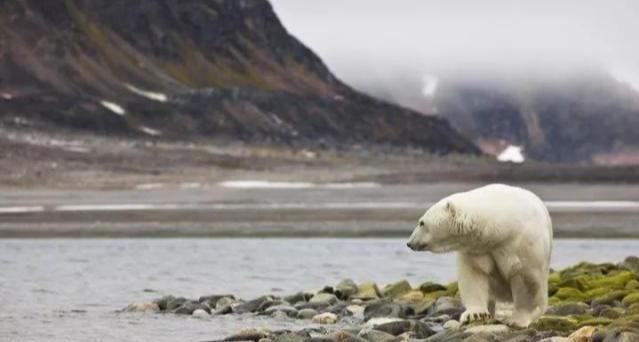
[{"xmin": 458, "ymin": 253, "xmax": 493, "ymax": 324}]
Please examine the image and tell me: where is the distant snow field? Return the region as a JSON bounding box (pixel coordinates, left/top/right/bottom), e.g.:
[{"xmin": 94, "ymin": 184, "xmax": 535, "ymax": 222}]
[
  {"xmin": 125, "ymin": 84, "xmax": 168, "ymax": 102},
  {"xmin": 100, "ymin": 100, "xmax": 126, "ymax": 116},
  {"xmin": 218, "ymin": 181, "xmax": 381, "ymax": 189},
  {"xmin": 497, "ymin": 145, "xmax": 525, "ymax": 163}
]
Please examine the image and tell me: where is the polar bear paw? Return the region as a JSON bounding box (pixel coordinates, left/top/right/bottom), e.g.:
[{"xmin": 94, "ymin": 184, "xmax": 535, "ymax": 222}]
[
  {"xmin": 460, "ymin": 309, "xmax": 492, "ymax": 324},
  {"xmin": 503, "ymin": 315, "xmax": 532, "ymax": 329}
]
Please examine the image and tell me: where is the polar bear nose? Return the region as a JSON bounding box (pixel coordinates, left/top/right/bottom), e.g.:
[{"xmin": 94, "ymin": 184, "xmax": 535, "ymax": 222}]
[{"xmin": 406, "ymin": 242, "xmax": 415, "ymax": 250}]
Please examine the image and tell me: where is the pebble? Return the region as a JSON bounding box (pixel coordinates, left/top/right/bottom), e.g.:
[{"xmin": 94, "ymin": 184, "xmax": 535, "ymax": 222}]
[
  {"xmin": 443, "ymin": 319, "xmax": 461, "ymax": 330},
  {"xmin": 312, "ymin": 312, "xmax": 338, "ymax": 324},
  {"xmin": 192, "ymin": 309, "xmax": 209, "ymax": 318},
  {"xmin": 297, "ymin": 308, "xmax": 319, "ymax": 319},
  {"xmin": 309, "ymin": 293, "xmax": 339, "ymax": 307},
  {"xmin": 464, "ymin": 324, "xmax": 510, "ymax": 334}
]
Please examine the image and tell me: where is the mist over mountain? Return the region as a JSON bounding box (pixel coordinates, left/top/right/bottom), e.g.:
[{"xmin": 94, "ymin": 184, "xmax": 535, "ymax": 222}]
[
  {"xmin": 0, "ymin": 0, "xmax": 477, "ymax": 155},
  {"xmin": 272, "ymin": 0, "xmax": 639, "ymax": 163}
]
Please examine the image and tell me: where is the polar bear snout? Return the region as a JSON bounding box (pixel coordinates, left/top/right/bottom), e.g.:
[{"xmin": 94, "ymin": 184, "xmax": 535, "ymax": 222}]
[{"xmin": 406, "ymin": 240, "xmax": 428, "ymax": 251}]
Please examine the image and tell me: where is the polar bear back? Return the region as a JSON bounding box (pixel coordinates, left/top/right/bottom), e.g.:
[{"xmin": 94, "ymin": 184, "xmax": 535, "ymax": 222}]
[{"xmin": 446, "ymin": 184, "xmax": 552, "ymax": 257}]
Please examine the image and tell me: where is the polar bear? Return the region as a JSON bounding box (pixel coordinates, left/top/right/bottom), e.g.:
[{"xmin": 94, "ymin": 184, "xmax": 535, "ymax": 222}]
[{"xmin": 406, "ymin": 184, "xmax": 552, "ymax": 327}]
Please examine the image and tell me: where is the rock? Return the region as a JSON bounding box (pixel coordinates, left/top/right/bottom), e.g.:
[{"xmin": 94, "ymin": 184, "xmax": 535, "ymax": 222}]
[
  {"xmin": 592, "ymin": 290, "xmax": 631, "ymax": 306},
  {"xmin": 214, "ymin": 305, "xmax": 233, "ymax": 315},
  {"xmin": 259, "ymin": 339, "xmax": 274, "ymax": 342},
  {"xmin": 419, "ymin": 282, "xmax": 447, "ymax": 293},
  {"xmin": 346, "ymin": 305, "xmax": 365, "ymax": 319},
  {"xmin": 597, "ymin": 307, "xmax": 623, "ymax": 319},
  {"xmin": 443, "ymin": 320, "xmax": 461, "ymax": 330},
  {"xmin": 275, "ymin": 332, "xmax": 311, "ymax": 342},
  {"xmin": 621, "ymin": 256, "xmax": 639, "ymax": 274},
  {"xmin": 126, "ymin": 302, "xmax": 160, "ymax": 312},
  {"xmin": 357, "ymin": 329, "xmax": 396, "ymax": 342},
  {"xmin": 626, "ymin": 280, "xmax": 639, "ymax": 290},
  {"xmin": 465, "ymin": 324, "xmax": 510, "ymax": 334},
  {"xmin": 264, "ymin": 304, "xmax": 298, "ymax": 318},
  {"xmin": 173, "ymin": 301, "xmax": 210, "ymax": 315},
  {"xmin": 381, "ymin": 280, "xmax": 412, "ymax": 298},
  {"xmin": 335, "ymin": 279, "xmax": 359, "ymax": 300},
  {"xmin": 297, "ymin": 308, "xmax": 319, "ymax": 319},
  {"xmin": 234, "ymin": 296, "xmax": 276, "ymax": 314},
  {"xmin": 373, "ymin": 320, "xmax": 434, "ymax": 339},
  {"xmin": 225, "ymin": 328, "xmax": 271, "ymax": 342},
  {"xmin": 546, "ymin": 302, "xmax": 590, "ymax": 316},
  {"xmin": 430, "ymin": 296, "xmax": 464, "ymax": 318},
  {"xmin": 568, "ymin": 326, "xmax": 597, "ymax": 342},
  {"xmin": 353, "ymin": 282, "xmax": 381, "ymax": 300},
  {"xmin": 530, "ymin": 316, "xmax": 577, "ymax": 333},
  {"xmin": 312, "ymin": 312, "xmax": 338, "ymax": 324},
  {"xmin": 398, "ymin": 291, "xmax": 424, "ymax": 303},
  {"xmin": 622, "ymin": 293, "xmax": 639, "ymax": 307},
  {"xmin": 309, "ymin": 293, "xmax": 339, "ymax": 307},
  {"xmin": 538, "ymin": 338, "xmax": 570, "ymax": 342},
  {"xmin": 413, "ymin": 298, "xmax": 435, "ymax": 315},
  {"xmin": 422, "ymin": 330, "xmax": 471, "ymax": 342},
  {"xmin": 364, "ymin": 300, "xmax": 403, "ymax": 321},
  {"xmin": 192, "ymin": 309, "xmax": 209, "ymax": 318},
  {"xmin": 198, "ymin": 294, "xmax": 235, "ymax": 306},
  {"xmin": 154, "ymin": 295, "xmax": 176, "ymax": 311},
  {"xmin": 284, "ymin": 292, "xmax": 312, "ymax": 304},
  {"xmin": 165, "ymin": 296, "xmax": 188, "ymax": 311},
  {"xmin": 217, "ymin": 297, "xmax": 236, "ymax": 310},
  {"xmin": 602, "ymin": 329, "xmax": 639, "ymax": 342}
]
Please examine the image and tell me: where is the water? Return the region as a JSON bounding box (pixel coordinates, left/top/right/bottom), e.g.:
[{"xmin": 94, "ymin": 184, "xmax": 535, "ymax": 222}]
[{"xmin": 1, "ymin": 238, "xmax": 638, "ymax": 342}]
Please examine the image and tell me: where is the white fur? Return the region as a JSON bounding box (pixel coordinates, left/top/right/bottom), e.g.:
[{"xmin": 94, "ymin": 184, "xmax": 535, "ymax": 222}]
[{"xmin": 407, "ymin": 184, "xmax": 553, "ymax": 327}]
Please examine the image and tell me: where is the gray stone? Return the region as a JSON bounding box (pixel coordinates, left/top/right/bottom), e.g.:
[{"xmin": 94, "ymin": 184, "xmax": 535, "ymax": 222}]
[
  {"xmin": 602, "ymin": 329, "xmax": 639, "ymax": 342},
  {"xmin": 358, "ymin": 329, "xmax": 396, "ymax": 342},
  {"xmin": 225, "ymin": 328, "xmax": 271, "ymax": 342},
  {"xmin": 546, "ymin": 302, "xmax": 590, "ymax": 316},
  {"xmin": 275, "ymin": 331, "xmax": 311, "ymax": 342},
  {"xmin": 285, "ymin": 292, "xmax": 312, "ymax": 304},
  {"xmin": 363, "ymin": 300, "xmax": 403, "ymax": 321},
  {"xmin": 234, "ymin": 296, "xmax": 277, "ymax": 314},
  {"xmin": 172, "ymin": 301, "xmax": 210, "ymax": 315},
  {"xmin": 154, "ymin": 295, "xmax": 176, "ymax": 311},
  {"xmin": 335, "ymin": 279, "xmax": 359, "ymax": 300},
  {"xmin": 264, "ymin": 304, "xmax": 298, "ymax": 317},
  {"xmin": 198, "ymin": 294, "xmax": 235, "ymax": 306},
  {"xmin": 216, "ymin": 297, "xmax": 236, "ymax": 310},
  {"xmin": 297, "ymin": 308, "xmax": 319, "ymax": 319},
  {"xmin": 165, "ymin": 296, "xmax": 188, "ymax": 311},
  {"xmin": 373, "ymin": 320, "xmax": 435, "ymax": 339},
  {"xmin": 423, "ymin": 330, "xmax": 472, "ymax": 342},
  {"xmin": 430, "ymin": 297, "xmax": 464, "ymax": 318},
  {"xmin": 309, "ymin": 293, "xmax": 339, "ymax": 307}
]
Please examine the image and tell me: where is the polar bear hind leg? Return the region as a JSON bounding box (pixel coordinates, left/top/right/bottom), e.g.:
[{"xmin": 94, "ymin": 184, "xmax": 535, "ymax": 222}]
[{"xmin": 505, "ymin": 270, "xmax": 547, "ymax": 328}]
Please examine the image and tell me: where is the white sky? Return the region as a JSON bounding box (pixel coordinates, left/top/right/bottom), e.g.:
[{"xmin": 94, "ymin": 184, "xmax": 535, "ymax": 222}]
[{"xmin": 270, "ymin": 0, "xmax": 639, "ymax": 90}]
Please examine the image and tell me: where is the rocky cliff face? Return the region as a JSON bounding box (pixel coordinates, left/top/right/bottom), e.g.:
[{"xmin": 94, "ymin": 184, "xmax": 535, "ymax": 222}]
[{"xmin": 0, "ymin": 0, "xmax": 477, "ymax": 154}]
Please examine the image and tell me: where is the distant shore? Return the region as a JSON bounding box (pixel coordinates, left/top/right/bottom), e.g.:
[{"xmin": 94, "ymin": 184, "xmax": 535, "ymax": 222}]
[{"xmin": 1, "ymin": 183, "xmax": 637, "ymax": 238}]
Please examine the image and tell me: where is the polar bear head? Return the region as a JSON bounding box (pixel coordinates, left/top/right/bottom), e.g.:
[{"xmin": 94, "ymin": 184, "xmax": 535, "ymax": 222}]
[{"xmin": 406, "ymin": 199, "xmax": 470, "ymax": 253}]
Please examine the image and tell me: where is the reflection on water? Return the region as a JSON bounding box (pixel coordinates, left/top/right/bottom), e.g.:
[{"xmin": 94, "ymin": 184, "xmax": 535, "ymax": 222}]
[{"xmin": 1, "ymin": 238, "xmax": 638, "ymax": 341}]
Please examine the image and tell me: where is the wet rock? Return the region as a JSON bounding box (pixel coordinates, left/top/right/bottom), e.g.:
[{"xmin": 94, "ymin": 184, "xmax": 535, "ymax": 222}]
[
  {"xmin": 592, "ymin": 290, "xmax": 630, "ymax": 306},
  {"xmin": 235, "ymin": 296, "xmax": 277, "ymax": 314},
  {"xmin": 309, "ymin": 337, "xmax": 336, "ymax": 342},
  {"xmin": 309, "ymin": 293, "xmax": 339, "ymax": 307},
  {"xmin": 346, "ymin": 305, "xmax": 365, "ymax": 319},
  {"xmin": 413, "ymin": 298, "xmax": 435, "ymax": 315},
  {"xmin": 443, "ymin": 320, "xmax": 461, "ymax": 330},
  {"xmin": 464, "ymin": 324, "xmax": 510, "ymax": 334},
  {"xmin": 597, "ymin": 306, "xmax": 623, "ymax": 319},
  {"xmin": 364, "ymin": 300, "xmax": 403, "ymax": 321},
  {"xmin": 217, "ymin": 297, "xmax": 236, "ymax": 310},
  {"xmin": 381, "ymin": 280, "xmax": 412, "ymax": 299},
  {"xmin": 154, "ymin": 295, "xmax": 177, "ymax": 311},
  {"xmin": 285, "ymin": 292, "xmax": 313, "ymax": 305},
  {"xmin": 373, "ymin": 319, "xmax": 435, "ymax": 338},
  {"xmin": 538, "ymin": 338, "xmax": 570, "ymax": 342},
  {"xmin": 312, "ymin": 312, "xmax": 338, "ymax": 324},
  {"xmin": 419, "ymin": 282, "xmax": 447, "ymax": 293},
  {"xmin": 274, "ymin": 331, "xmax": 311, "ymax": 342},
  {"xmin": 353, "ymin": 282, "xmax": 381, "ymax": 300},
  {"xmin": 225, "ymin": 328, "xmax": 271, "ymax": 342},
  {"xmin": 422, "ymin": 330, "xmax": 471, "ymax": 342},
  {"xmin": 259, "ymin": 339, "xmax": 274, "ymax": 342},
  {"xmin": 568, "ymin": 326, "xmax": 597, "ymax": 342},
  {"xmin": 546, "ymin": 302, "xmax": 590, "ymax": 316},
  {"xmin": 173, "ymin": 301, "xmax": 210, "ymax": 315},
  {"xmin": 199, "ymin": 294, "xmax": 235, "ymax": 306},
  {"xmin": 625, "ymin": 280, "xmax": 639, "ymax": 291},
  {"xmin": 499, "ymin": 329, "xmax": 538, "ymax": 342},
  {"xmin": 335, "ymin": 279, "xmax": 359, "ymax": 300},
  {"xmin": 126, "ymin": 302, "xmax": 160, "ymax": 312},
  {"xmin": 357, "ymin": 329, "xmax": 396, "ymax": 342},
  {"xmin": 214, "ymin": 305, "xmax": 233, "ymax": 315},
  {"xmin": 265, "ymin": 304, "xmax": 298, "ymax": 318},
  {"xmin": 298, "ymin": 308, "xmax": 319, "ymax": 319},
  {"xmin": 165, "ymin": 296, "xmax": 188, "ymax": 311},
  {"xmin": 398, "ymin": 291, "xmax": 424, "ymax": 303},
  {"xmin": 429, "ymin": 296, "xmax": 464, "ymax": 318},
  {"xmin": 602, "ymin": 329, "xmax": 639, "ymax": 342},
  {"xmin": 192, "ymin": 309, "xmax": 210, "ymax": 318}
]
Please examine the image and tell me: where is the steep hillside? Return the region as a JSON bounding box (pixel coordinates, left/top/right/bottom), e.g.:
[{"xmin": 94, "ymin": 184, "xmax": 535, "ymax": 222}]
[{"xmin": 0, "ymin": 0, "xmax": 477, "ymax": 154}]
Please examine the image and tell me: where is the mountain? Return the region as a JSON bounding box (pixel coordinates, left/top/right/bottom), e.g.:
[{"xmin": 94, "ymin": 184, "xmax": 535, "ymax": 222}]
[
  {"xmin": 363, "ymin": 69, "xmax": 639, "ymax": 163},
  {"xmin": 0, "ymin": 0, "xmax": 478, "ymax": 155}
]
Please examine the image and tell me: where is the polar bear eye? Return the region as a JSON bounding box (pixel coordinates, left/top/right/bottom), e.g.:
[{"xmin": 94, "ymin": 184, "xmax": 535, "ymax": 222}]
[{"xmin": 419, "ymin": 221, "xmax": 424, "ymax": 227}]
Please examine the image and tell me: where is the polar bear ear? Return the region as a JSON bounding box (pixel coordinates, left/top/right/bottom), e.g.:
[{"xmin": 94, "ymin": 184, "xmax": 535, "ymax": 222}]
[{"xmin": 445, "ymin": 201, "xmax": 457, "ymax": 217}]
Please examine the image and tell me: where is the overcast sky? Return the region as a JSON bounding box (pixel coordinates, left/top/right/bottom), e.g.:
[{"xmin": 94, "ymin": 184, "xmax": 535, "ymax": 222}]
[{"xmin": 270, "ymin": 1, "xmax": 639, "ymax": 90}]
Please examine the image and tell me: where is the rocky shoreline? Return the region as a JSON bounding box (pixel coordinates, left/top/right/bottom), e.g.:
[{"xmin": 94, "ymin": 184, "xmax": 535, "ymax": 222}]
[{"xmin": 127, "ymin": 257, "xmax": 639, "ymax": 342}]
